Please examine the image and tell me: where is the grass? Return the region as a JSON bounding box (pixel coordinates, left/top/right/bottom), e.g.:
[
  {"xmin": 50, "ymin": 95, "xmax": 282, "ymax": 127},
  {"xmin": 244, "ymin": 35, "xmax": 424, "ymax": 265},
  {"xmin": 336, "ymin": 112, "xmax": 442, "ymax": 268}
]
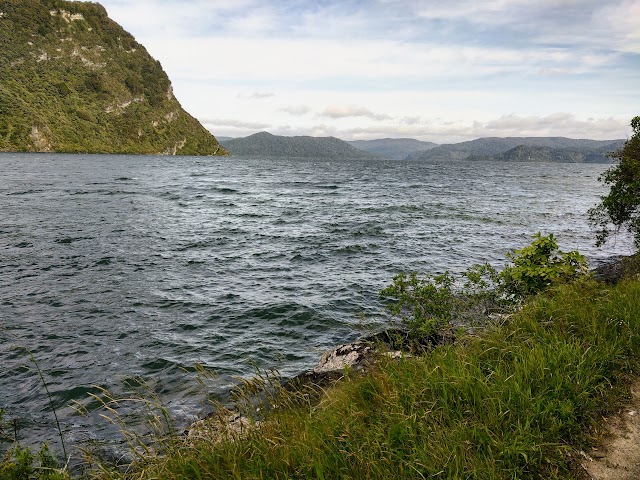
[
  {"xmin": 2, "ymin": 258, "xmax": 638, "ymax": 479},
  {"xmin": 89, "ymin": 274, "xmax": 640, "ymax": 480}
]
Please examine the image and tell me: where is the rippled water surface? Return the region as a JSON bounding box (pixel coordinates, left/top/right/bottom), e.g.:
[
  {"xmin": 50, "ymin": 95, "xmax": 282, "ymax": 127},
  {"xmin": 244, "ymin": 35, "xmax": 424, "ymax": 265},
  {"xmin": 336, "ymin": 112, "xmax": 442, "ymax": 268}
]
[{"xmin": 0, "ymin": 153, "xmax": 632, "ymax": 451}]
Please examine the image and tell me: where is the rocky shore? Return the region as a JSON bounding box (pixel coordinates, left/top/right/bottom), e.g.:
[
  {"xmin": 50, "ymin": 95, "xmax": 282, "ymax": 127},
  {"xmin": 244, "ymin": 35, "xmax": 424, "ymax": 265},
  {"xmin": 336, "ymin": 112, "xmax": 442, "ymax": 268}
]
[
  {"xmin": 187, "ymin": 253, "xmax": 639, "ymax": 444},
  {"xmin": 186, "ymin": 327, "xmax": 456, "ymax": 442}
]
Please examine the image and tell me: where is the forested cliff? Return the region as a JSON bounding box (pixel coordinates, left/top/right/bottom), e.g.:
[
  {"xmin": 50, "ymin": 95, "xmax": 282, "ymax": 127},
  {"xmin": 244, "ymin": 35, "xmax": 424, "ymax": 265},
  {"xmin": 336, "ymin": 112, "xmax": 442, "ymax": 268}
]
[{"xmin": 0, "ymin": 0, "xmax": 227, "ymax": 155}]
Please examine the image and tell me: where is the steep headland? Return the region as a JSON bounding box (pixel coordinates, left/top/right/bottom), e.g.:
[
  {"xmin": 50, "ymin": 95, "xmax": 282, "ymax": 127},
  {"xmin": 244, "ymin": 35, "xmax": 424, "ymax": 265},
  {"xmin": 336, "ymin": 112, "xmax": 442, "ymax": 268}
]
[
  {"xmin": 0, "ymin": 0, "xmax": 227, "ymax": 155},
  {"xmin": 220, "ymin": 132, "xmax": 379, "ymax": 159}
]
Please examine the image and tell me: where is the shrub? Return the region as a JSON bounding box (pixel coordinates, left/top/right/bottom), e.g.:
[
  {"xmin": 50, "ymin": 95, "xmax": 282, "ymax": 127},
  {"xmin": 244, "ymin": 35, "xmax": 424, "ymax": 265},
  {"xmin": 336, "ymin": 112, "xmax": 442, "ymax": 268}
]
[
  {"xmin": 380, "ymin": 271, "xmax": 457, "ymax": 340},
  {"xmin": 500, "ymin": 232, "xmax": 588, "ymax": 298},
  {"xmin": 589, "ymin": 116, "xmax": 640, "ymax": 249},
  {"xmin": 381, "ymin": 233, "xmax": 588, "ymax": 338}
]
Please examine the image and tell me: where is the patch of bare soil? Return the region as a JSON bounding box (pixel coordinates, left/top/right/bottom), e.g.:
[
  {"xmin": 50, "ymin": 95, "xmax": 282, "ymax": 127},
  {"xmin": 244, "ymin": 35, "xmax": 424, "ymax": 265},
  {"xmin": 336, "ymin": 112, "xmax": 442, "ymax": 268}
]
[{"xmin": 581, "ymin": 380, "xmax": 640, "ymax": 479}]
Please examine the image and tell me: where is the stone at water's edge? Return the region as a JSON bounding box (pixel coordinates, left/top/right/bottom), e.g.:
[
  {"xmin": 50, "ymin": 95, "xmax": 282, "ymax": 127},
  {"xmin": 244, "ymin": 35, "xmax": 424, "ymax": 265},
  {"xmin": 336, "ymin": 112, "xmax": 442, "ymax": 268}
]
[
  {"xmin": 592, "ymin": 254, "xmax": 640, "ymax": 284},
  {"xmin": 188, "ymin": 411, "xmax": 257, "ymax": 444},
  {"xmin": 313, "ymin": 341, "xmax": 375, "ymax": 374},
  {"xmin": 186, "ymin": 328, "xmax": 448, "ymax": 441}
]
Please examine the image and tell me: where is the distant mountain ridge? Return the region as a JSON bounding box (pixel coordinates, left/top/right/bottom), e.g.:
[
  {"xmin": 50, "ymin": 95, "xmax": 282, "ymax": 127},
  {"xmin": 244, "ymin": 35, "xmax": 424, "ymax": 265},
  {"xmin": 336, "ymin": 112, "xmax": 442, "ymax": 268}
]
[
  {"xmin": 348, "ymin": 138, "xmax": 438, "ymax": 160},
  {"xmin": 0, "ymin": 0, "xmax": 226, "ymax": 155},
  {"xmin": 220, "ymin": 133, "xmax": 625, "ymax": 163},
  {"xmin": 406, "ymin": 137, "xmax": 625, "ymax": 162},
  {"xmin": 220, "ymin": 132, "xmax": 379, "ymax": 159},
  {"xmin": 467, "ymin": 143, "xmax": 625, "ymax": 163}
]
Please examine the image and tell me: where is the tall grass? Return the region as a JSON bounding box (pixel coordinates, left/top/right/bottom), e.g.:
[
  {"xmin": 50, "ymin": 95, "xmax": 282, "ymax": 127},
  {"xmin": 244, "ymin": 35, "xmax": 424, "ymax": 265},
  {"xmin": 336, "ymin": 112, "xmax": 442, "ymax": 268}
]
[
  {"xmin": 0, "ymin": 344, "xmax": 71, "ymax": 480},
  {"xmin": 96, "ymin": 276, "xmax": 640, "ymax": 479}
]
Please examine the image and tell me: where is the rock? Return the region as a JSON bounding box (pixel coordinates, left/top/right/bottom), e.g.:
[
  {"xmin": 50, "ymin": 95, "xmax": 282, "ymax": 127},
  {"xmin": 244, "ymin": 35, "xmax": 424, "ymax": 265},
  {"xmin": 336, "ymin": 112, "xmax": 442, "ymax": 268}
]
[
  {"xmin": 187, "ymin": 410, "xmax": 257, "ymax": 444},
  {"xmin": 188, "ymin": 327, "xmax": 452, "ymax": 443},
  {"xmin": 313, "ymin": 341, "xmax": 373, "ymax": 374},
  {"xmin": 382, "ymin": 350, "xmax": 408, "ymax": 360},
  {"xmin": 592, "ymin": 254, "xmax": 640, "ymax": 284}
]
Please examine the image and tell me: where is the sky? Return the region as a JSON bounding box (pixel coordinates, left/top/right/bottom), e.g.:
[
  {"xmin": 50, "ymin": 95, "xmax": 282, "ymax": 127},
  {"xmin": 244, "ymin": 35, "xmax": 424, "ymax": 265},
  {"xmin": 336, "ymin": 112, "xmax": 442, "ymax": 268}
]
[{"xmin": 95, "ymin": 0, "xmax": 639, "ymax": 143}]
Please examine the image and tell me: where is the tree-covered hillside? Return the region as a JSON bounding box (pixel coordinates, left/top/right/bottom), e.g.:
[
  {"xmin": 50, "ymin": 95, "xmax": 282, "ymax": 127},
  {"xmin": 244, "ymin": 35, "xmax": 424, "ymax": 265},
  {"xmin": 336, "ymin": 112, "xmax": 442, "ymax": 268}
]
[
  {"xmin": 406, "ymin": 137, "xmax": 625, "ymax": 162},
  {"xmin": 348, "ymin": 138, "xmax": 438, "ymax": 160},
  {"xmin": 221, "ymin": 132, "xmax": 379, "ymax": 159},
  {"xmin": 0, "ymin": 0, "xmax": 227, "ymax": 155},
  {"xmin": 467, "ymin": 144, "xmax": 623, "ymax": 163}
]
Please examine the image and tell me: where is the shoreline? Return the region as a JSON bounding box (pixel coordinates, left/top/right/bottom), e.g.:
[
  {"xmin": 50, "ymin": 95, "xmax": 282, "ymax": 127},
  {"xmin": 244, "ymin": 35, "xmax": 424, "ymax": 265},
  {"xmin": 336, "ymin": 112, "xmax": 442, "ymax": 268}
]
[
  {"xmin": 147, "ymin": 263, "xmax": 640, "ymax": 479},
  {"xmin": 186, "ymin": 252, "xmax": 638, "ymax": 441}
]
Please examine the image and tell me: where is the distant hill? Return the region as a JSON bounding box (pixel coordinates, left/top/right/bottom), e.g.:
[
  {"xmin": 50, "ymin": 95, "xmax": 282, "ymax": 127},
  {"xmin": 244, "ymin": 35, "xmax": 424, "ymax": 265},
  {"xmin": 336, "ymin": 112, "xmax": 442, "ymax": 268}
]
[
  {"xmin": 0, "ymin": 0, "xmax": 227, "ymax": 155},
  {"xmin": 467, "ymin": 144, "xmax": 624, "ymax": 163},
  {"xmin": 221, "ymin": 132, "xmax": 380, "ymax": 159},
  {"xmin": 406, "ymin": 137, "xmax": 625, "ymax": 162},
  {"xmin": 348, "ymin": 138, "xmax": 438, "ymax": 160}
]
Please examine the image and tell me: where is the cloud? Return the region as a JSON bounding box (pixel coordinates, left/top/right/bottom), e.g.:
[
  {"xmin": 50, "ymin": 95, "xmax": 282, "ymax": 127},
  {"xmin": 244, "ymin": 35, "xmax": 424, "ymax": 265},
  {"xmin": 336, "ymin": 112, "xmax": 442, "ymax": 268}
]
[
  {"xmin": 280, "ymin": 105, "xmax": 312, "ymax": 116},
  {"xmin": 594, "ymin": 0, "xmax": 640, "ymax": 53},
  {"xmin": 285, "ymin": 114, "xmax": 631, "ymax": 143},
  {"xmin": 481, "ymin": 114, "xmax": 629, "ymax": 138},
  {"xmin": 400, "ymin": 116, "xmax": 424, "ymax": 125},
  {"xmin": 269, "ymin": 124, "xmax": 338, "ymax": 137},
  {"xmin": 382, "ymin": 0, "xmax": 640, "ymax": 54},
  {"xmin": 321, "ymin": 105, "xmax": 392, "ymax": 121},
  {"xmin": 97, "ymin": 1, "xmax": 638, "ymax": 145},
  {"xmin": 238, "ymin": 91, "xmax": 276, "ymax": 99},
  {"xmin": 202, "ymin": 112, "xmax": 630, "ymax": 144},
  {"xmin": 225, "ymin": 9, "xmax": 279, "ymax": 35},
  {"xmin": 144, "ymin": 36, "xmax": 621, "ymax": 91},
  {"xmin": 200, "ymin": 118, "xmax": 270, "ymax": 129},
  {"xmin": 101, "ymin": 0, "xmax": 261, "ymax": 38}
]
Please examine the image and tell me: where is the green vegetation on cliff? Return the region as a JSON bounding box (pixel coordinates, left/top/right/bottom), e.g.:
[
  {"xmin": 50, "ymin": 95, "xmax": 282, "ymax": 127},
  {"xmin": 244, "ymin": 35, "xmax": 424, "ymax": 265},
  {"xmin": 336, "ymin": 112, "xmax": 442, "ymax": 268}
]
[{"xmin": 0, "ymin": 0, "xmax": 227, "ymax": 155}]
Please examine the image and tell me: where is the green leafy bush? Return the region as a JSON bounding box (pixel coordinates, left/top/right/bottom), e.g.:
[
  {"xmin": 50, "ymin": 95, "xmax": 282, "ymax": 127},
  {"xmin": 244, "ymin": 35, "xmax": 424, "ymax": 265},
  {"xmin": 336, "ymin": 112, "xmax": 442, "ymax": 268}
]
[
  {"xmin": 501, "ymin": 232, "xmax": 588, "ymax": 298},
  {"xmin": 2, "ymin": 411, "xmax": 65, "ymax": 480},
  {"xmin": 381, "ymin": 233, "xmax": 588, "ymax": 338},
  {"xmin": 380, "ymin": 271, "xmax": 457, "ymax": 339},
  {"xmin": 0, "ymin": 444, "xmax": 67, "ymax": 480}
]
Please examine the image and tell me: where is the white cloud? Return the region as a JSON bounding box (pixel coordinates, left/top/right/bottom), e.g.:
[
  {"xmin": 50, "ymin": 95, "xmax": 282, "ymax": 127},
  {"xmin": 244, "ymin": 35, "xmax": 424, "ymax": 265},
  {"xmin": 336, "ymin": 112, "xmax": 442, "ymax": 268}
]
[
  {"xmin": 334, "ymin": 114, "xmax": 630, "ymax": 143},
  {"xmin": 481, "ymin": 114, "xmax": 629, "ymax": 138},
  {"xmin": 225, "ymin": 9, "xmax": 278, "ymax": 35},
  {"xmin": 96, "ymin": 0, "xmax": 638, "ymax": 143},
  {"xmin": 238, "ymin": 91, "xmax": 276, "ymax": 100},
  {"xmin": 280, "ymin": 105, "xmax": 313, "ymax": 116},
  {"xmin": 151, "ymin": 37, "xmax": 618, "ymax": 90},
  {"xmin": 596, "ymin": 0, "xmax": 640, "ymax": 53},
  {"xmin": 320, "ymin": 105, "xmax": 391, "ymax": 121},
  {"xmin": 201, "ymin": 118, "xmax": 270, "ymax": 129}
]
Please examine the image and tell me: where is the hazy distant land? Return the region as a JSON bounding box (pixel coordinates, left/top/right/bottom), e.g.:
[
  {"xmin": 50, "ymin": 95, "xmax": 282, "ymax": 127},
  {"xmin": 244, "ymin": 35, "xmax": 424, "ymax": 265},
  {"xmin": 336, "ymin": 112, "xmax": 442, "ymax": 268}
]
[{"xmin": 220, "ymin": 133, "xmax": 625, "ymax": 163}]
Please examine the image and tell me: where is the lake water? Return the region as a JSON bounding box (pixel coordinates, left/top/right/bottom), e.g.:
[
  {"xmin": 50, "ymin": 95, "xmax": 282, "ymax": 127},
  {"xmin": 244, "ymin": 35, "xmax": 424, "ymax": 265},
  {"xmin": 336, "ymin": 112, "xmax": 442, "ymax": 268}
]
[{"xmin": 0, "ymin": 153, "xmax": 633, "ymax": 455}]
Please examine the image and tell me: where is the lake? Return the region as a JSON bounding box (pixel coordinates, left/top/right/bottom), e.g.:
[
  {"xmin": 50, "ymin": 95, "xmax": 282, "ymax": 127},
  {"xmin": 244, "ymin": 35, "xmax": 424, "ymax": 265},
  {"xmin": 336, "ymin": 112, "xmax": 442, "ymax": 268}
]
[{"xmin": 0, "ymin": 153, "xmax": 632, "ymax": 455}]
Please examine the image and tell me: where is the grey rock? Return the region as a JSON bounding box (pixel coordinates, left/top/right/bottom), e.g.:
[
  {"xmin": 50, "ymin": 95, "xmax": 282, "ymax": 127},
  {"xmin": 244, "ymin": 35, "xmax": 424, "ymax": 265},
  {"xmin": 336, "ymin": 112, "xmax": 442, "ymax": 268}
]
[{"xmin": 312, "ymin": 341, "xmax": 374, "ymax": 374}]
